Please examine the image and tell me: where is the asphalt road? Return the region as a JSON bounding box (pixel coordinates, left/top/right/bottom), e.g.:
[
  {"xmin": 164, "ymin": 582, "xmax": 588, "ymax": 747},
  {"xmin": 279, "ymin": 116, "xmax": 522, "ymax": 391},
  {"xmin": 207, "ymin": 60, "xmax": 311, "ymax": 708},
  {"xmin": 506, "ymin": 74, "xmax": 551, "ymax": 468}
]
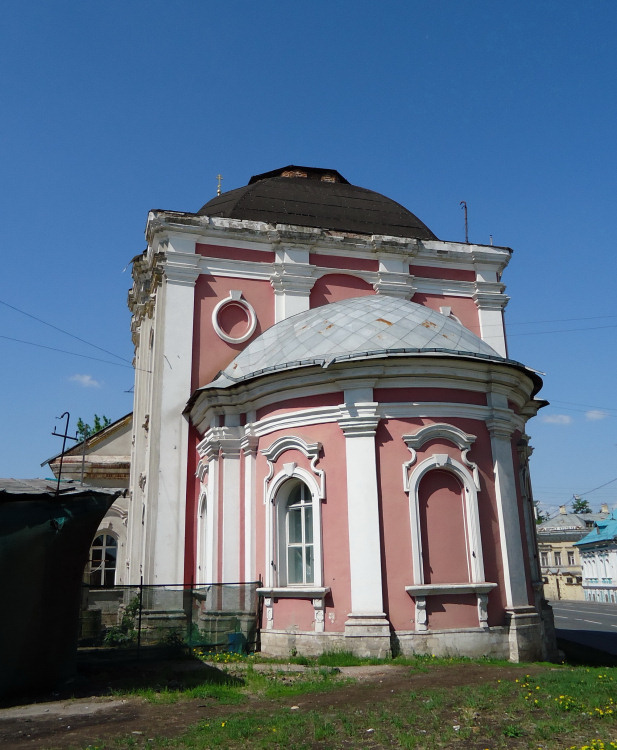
[{"xmin": 550, "ymin": 599, "xmax": 617, "ymax": 657}]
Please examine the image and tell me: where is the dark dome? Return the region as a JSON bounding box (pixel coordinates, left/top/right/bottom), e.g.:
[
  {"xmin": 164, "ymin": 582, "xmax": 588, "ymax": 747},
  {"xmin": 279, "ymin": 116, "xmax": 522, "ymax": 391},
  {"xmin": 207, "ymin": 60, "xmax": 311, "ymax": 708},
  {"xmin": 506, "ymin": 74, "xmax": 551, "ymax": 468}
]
[{"xmin": 197, "ymin": 166, "xmax": 437, "ymax": 240}]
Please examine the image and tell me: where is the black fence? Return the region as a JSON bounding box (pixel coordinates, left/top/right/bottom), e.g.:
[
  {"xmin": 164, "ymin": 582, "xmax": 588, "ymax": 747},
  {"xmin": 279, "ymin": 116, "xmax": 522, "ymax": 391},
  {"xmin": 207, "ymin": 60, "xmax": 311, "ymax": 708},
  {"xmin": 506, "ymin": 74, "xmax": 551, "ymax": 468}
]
[{"xmin": 78, "ymin": 581, "xmax": 261, "ymax": 655}]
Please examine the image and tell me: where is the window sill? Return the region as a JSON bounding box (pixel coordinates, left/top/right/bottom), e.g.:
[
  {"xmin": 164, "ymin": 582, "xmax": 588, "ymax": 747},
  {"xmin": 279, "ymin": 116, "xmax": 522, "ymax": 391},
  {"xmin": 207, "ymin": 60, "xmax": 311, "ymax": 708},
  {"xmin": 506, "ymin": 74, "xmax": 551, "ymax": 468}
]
[
  {"xmin": 257, "ymin": 587, "xmax": 330, "ymax": 599},
  {"xmin": 405, "ymin": 582, "xmax": 497, "ymax": 597}
]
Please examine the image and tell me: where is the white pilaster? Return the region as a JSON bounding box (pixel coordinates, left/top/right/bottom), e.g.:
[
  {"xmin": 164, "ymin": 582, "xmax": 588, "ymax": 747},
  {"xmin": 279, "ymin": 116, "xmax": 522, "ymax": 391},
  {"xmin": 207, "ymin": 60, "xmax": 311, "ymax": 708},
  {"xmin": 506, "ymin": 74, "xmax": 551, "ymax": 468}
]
[
  {"xmin": 241, "ymin": 433, "xmax": 259, "ymax": 582},
  {"xmin": 338, "ymin": 388, "xmax": 385, "ymax": 617},
  {"xmin": 473, "ymin": 266, "xmax": 508, "ymax": 356},
  {"xmin": 487, "ymin": 391, "xmax": 529, "ymax": 608},
  {"xmin": 142, "ymin": 239, "xmax": 201, "ymax": 584},
  {"xmin": 271, "ymin": 246, "xmax": 315, "ymax": 321}
]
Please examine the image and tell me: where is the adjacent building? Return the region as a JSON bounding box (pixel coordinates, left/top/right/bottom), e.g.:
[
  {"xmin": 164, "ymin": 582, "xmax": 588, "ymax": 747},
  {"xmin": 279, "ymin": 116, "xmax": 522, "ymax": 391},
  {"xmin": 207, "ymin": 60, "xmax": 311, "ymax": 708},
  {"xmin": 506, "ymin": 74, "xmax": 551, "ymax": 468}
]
[
  {"xmin": 575, "ymin": 515, "xmax": 617, "ymax": 603},
  {"xmin": 537, "ymin": 504, "xmax": 610, "ymax": 601}
]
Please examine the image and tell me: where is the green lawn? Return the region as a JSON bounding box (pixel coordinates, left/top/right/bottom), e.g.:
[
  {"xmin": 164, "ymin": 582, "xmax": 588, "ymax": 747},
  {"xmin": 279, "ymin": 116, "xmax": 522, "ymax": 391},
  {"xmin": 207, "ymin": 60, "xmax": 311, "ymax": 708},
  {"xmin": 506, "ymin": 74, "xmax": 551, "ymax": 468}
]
[{"xmin": 89, "ymin": 654, "xmax": 617, "ymax": 749}]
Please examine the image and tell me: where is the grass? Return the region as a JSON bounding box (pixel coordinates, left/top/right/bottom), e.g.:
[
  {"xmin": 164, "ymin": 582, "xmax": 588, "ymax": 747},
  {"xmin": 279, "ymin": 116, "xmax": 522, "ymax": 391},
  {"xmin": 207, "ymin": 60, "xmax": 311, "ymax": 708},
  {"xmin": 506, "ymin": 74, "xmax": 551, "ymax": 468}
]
[{"xmin": 87, "ymin": 654, "xmax": 617, "ymax": 748}]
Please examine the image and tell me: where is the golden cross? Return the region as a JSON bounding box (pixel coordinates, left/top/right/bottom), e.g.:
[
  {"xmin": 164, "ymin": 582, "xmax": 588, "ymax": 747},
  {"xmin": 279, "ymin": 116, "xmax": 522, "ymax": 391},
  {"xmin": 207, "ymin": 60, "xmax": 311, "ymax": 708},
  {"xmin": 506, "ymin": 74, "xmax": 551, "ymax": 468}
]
[{"xmin": 216, "ymin": 174, "xmax": 223, "ymax": 196}]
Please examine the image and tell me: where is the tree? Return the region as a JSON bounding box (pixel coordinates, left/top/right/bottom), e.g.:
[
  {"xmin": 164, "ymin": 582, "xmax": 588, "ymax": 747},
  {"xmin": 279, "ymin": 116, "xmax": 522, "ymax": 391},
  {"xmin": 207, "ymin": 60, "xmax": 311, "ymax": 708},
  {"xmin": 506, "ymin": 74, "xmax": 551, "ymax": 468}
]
[
  {"xmin": 534, "ymin": 501, "xmax": 549, "ymax": 524},
  {"xmin": 76, "ymin": 414, "xmax": 112, "ymax": 442},
  {"xmin": 571, "ymin": 496, "xmax": 592, "ymax": 514}
]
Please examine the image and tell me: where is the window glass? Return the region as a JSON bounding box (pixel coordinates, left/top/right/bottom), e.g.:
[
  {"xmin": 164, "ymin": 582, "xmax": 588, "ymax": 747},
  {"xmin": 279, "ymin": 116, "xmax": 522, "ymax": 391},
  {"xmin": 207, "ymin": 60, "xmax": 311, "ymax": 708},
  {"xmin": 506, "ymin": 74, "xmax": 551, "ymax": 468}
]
[
  {"xmin": 279, "ymin": 480, "xmax": 315, "ymax": 586},
  {"xmin": 88, "ymin": 532, "xmax": 117, "ymax": 588}
]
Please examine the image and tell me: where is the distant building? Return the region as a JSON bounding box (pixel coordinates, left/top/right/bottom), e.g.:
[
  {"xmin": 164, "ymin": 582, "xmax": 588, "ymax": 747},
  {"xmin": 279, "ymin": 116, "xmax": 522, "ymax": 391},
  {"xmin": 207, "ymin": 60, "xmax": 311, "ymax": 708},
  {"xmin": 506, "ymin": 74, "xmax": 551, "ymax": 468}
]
[
  {"xmin": 575, "ymin": 514, "xmax": 617, "ymax": 603},
  {"xmin": 537, "ymin": 504, "xmax": 610, "ymax": 600}
]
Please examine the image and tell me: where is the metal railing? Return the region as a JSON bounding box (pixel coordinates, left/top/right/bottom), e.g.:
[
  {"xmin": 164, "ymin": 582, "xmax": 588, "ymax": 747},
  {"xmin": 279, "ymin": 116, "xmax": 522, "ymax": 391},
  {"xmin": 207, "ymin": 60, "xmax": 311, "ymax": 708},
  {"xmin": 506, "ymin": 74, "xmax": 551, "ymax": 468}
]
[{"xmin": 78, "ymin": 580, "xmax": 260, "ymax": 656}]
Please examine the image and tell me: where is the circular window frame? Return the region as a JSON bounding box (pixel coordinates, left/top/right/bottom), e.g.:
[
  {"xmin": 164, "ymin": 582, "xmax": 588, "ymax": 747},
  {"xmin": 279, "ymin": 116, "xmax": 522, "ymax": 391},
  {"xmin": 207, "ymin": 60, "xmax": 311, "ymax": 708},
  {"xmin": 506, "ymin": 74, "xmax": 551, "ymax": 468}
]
[{"xmin": 211, "ymin": 290, "xmax": 257, "ymax": 344}]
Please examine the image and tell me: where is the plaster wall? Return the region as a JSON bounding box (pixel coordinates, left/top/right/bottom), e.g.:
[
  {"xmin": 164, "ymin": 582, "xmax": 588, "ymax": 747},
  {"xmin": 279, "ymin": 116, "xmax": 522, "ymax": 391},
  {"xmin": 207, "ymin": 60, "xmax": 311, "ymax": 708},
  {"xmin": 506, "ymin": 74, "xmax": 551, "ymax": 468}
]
[
  {"xmin": 411, "ymin": 292, "xmax": 481, "ymax": 337},
  {"xmin": 192, "ymin": 275, "xmax": 274, "ymax": 389},
  {"xmin": 254, "ymin": 421, "xmax": 350, "ymax": 633},
  {"xmin": 309, "ymin": 273, "xmax": 374, "ymax": 309}
]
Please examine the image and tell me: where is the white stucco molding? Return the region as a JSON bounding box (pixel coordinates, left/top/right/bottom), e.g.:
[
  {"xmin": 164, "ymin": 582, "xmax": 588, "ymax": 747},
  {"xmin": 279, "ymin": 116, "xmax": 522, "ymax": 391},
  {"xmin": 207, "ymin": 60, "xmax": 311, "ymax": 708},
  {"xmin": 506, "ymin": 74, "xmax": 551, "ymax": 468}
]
[
  {"xmin": 197, "ymin": 426, "xmax": 244, "ymax": 464},
  {"xmin": 256, "ymin": 586, "xmax": 330, "ymax": 598},
  {"xmin": 373, "ymin": 271, "xmax": 416, "ymax": 299},
  {"xmin": 211, "ymin": 290, "xmax": 257, "ymax": 344},
  {"xmin": 261, "ymin": 435, "xmax": 325, "ymax": 502},
  {"xmin": 337, "ymin": 399, "xmax": 380, "ymax": 438},
  {"xmin": 405, "ymin": 582, "xmax": 497, "ymax": 596},
  {"xmin": 402, "ymin": 423, "xmax": 480, "ymax": 491}
]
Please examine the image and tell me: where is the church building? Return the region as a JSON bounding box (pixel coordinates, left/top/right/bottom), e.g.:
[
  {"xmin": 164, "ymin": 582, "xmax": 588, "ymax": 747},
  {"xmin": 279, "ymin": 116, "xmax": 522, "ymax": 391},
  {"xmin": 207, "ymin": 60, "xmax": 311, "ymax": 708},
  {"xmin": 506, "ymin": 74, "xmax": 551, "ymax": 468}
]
[{"xmin": 126, "ymin": 166, "xmax": 552, "ymax": 660}]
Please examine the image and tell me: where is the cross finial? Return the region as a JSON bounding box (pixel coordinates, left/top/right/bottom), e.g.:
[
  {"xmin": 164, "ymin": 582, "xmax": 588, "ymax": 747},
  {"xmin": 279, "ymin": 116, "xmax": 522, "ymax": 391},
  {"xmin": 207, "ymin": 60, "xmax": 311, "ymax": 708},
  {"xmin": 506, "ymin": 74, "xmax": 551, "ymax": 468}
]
[{"xmin": 216, "ymin": 174, "xmax": 223, "ymax": 196}]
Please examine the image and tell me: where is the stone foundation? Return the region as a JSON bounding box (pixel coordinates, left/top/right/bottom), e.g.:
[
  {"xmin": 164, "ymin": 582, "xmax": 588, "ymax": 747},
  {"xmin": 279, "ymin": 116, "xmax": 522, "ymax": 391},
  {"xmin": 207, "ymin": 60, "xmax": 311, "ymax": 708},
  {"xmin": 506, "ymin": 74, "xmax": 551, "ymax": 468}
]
[{"xmin": 260, "ymin": 613, "xmax": 550, "ymax": 662}]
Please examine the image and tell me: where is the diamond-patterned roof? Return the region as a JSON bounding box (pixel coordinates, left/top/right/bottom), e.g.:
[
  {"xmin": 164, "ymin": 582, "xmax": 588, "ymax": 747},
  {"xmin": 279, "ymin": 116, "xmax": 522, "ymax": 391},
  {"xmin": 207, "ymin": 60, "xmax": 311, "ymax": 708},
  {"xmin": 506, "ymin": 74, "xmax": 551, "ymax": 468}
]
[{"xmin": 205, "ymin": 295, "xmax": 505, "ymax": 389}]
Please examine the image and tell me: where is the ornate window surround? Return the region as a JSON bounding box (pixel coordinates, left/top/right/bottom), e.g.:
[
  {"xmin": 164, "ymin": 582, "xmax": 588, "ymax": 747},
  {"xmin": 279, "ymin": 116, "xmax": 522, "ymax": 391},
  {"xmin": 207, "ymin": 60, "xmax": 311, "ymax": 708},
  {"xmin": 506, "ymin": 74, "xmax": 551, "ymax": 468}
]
[
  {"xmin": 402, "ymin": 425, "xmax": 495, "ymax": 630},
  {"xmin": 258, "ymin": 436, "xmax": 329, "ymax": 630}
]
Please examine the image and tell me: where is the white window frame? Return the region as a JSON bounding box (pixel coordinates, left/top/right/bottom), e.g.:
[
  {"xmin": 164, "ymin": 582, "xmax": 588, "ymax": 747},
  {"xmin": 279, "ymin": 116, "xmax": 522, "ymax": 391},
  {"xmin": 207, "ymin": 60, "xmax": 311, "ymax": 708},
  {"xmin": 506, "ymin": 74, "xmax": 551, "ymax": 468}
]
[
  {"xmin": 88, "ymin": 531, "xmax": 118, "ymax": 588},
  {"xmin": 263, "ymin": 465, "xmax": 325, "ymax": 595}
]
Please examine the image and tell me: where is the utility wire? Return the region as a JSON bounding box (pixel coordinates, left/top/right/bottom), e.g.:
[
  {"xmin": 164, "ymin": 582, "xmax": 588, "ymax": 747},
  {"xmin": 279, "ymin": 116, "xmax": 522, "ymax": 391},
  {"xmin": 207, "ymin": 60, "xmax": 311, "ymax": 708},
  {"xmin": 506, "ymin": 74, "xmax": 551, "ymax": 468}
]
[
  {"xmin": 576, "ymin": 476, "xmax": 617, "ymax": 498},
  {"xmin": 0, "ymin": 335, "xmax": 149, "ymax": 371},
  {"xmin": 0, "ymin": 298, "xmax": 131, "ymax": 364}
]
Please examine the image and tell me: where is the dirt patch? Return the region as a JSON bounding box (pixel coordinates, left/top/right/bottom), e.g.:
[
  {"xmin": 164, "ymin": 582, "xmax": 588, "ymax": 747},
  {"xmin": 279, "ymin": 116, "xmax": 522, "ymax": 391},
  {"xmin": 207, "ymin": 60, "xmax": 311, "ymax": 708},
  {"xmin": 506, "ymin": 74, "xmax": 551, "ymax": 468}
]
[{"xmin": 0, "ymin": 661, "xmax": 547, "ymax": 749}]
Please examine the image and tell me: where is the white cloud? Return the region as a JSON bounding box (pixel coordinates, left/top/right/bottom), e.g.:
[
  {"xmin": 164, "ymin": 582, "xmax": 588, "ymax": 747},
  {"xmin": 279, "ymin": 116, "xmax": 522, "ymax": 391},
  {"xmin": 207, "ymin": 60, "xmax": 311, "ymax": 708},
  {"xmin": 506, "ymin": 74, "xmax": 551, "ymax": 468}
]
[
  {"xmin": 70, "ymin": 374, "xmax": 101, "ymax": 388},
  {"xmin": 541, "ymin": 414, "xmax": 572, "ymax": 425},
  {"xmin": 585, "ymin": 409, "xmax": 608, "ymax": 421}
]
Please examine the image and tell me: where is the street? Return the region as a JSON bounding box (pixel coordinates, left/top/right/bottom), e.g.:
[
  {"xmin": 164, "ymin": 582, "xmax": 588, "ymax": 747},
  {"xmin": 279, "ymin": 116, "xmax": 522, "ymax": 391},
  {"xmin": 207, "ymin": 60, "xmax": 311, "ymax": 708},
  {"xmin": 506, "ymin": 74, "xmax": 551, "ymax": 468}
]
[{"xmin": 550, "ymin": 599, "xmax": 617, "ymax": 657}]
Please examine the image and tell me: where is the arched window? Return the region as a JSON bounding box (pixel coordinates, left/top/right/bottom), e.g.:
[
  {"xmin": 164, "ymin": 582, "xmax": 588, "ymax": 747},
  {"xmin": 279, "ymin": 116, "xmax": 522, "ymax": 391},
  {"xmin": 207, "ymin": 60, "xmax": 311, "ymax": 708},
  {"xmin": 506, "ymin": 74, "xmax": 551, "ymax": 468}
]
[
  {"xmin": 276, "ymin": 479, "xmax": 316, "ymax": 587},
  {"xmin": 88, "ymin": 533, "xmax": 117, "ymax": 588}
]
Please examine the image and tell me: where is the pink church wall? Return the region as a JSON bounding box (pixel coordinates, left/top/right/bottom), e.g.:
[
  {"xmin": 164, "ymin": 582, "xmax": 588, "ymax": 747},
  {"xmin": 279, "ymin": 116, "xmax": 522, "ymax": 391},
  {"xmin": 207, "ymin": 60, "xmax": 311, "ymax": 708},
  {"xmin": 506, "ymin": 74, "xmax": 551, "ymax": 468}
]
[
  {"xmin": 377, "ymin": 416, "xmax": 508, "ymax": 629},
  {"xmin": 427, "ymin": 595, "xmax": 478, "ymax": 629},
  {"xmin": 419, "ymin": 470, "xmax": 469, "ymax": 584},
  {"xmin": 410, "ymin": 265, "xmax": 476, "ymax": 282},
  {"xmin": 192, "ymin": 275, "xmax": 274, "ymax": 389},
  {"xmin": 374, "ymin": 387, "xmax": 487, "ymax": 406},
  {"xmin": 311, "ymin": 253, "xmax": 379, "ymax": 272},
  {"xmin": 375, "ymin": 420, "xmax": 415, "ymax": 630},
  {"xmin": 196, "ymin": 243, "xmax": 275, "ymax": 264},
  {"xmin": 411, "ymin": 293, "xmax": 481, "ymax": 337},
  {"xmin": 255, "ymin": 421, "xmax": 350, "ymax": 633},
  {"xmin": 310, "ymin": 274, "xmax": 374, "ymax": 309},
  {"xmin": 184, "ymin": 424, "xmax": 201, "ymax": 584}
]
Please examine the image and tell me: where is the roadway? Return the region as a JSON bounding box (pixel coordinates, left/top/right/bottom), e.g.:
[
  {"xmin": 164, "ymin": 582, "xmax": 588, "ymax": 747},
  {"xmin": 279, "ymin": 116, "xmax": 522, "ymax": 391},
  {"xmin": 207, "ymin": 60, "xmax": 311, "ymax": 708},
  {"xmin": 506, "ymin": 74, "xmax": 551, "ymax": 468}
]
[{"xmin": 549, "ymin": 599, "xmax": 617, "ymax": 658}]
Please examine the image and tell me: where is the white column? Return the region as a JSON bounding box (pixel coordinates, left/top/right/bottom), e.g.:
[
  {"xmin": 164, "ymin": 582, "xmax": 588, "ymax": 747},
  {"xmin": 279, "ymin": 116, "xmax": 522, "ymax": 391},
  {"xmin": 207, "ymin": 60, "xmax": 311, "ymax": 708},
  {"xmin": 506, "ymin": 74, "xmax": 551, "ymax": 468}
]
[{"xmin": 338, "ymin": 385, "xmax": 390, "ymax": 656}]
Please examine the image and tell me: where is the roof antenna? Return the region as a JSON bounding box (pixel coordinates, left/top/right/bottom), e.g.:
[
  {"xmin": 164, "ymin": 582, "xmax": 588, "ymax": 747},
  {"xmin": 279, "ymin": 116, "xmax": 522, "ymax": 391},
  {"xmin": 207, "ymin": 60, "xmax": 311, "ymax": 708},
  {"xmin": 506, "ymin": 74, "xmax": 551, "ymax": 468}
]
[
  {"xmin": 460, "ymin": 201, "xmax": 469, "ymax": 243},
  {"xmin": 216, "ymin": 173, "xmax": 223, "ymax": 196}
]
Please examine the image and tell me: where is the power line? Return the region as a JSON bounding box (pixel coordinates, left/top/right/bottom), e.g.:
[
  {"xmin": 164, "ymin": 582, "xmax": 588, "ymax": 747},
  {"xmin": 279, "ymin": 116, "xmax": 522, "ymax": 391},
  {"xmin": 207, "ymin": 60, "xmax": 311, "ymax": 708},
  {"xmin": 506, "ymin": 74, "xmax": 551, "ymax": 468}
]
[
  {"xmin": 0, "ymin": 298, "xmax": 131, "ymax": 364},
  {"xmin": 0, "ymin": 335, "xmax": 145, "ymax": 370},
  {"xmin": 577, "ymin": 476, "xmax": 617, "ymax": 498},
  {"xmin": 508, "ymin": 323, "xmax": 617, "ymax": 337}
]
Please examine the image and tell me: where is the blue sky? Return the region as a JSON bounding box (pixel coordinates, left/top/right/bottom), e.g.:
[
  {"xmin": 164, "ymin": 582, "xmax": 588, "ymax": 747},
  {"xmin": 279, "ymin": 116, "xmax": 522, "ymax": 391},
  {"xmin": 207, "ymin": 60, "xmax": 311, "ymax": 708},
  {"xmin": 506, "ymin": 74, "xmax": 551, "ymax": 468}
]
[{"xmin": 1, "ymin": 1, "xmax": 615, "ymax": 516}]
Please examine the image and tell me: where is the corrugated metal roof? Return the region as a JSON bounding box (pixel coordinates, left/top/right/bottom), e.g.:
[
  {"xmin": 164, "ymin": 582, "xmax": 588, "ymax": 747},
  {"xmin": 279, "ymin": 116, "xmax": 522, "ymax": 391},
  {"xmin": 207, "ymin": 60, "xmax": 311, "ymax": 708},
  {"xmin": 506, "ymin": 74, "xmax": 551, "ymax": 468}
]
[{"xmin": 575, "ymin": 517, "xmax": 617, "ymax": 547}]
